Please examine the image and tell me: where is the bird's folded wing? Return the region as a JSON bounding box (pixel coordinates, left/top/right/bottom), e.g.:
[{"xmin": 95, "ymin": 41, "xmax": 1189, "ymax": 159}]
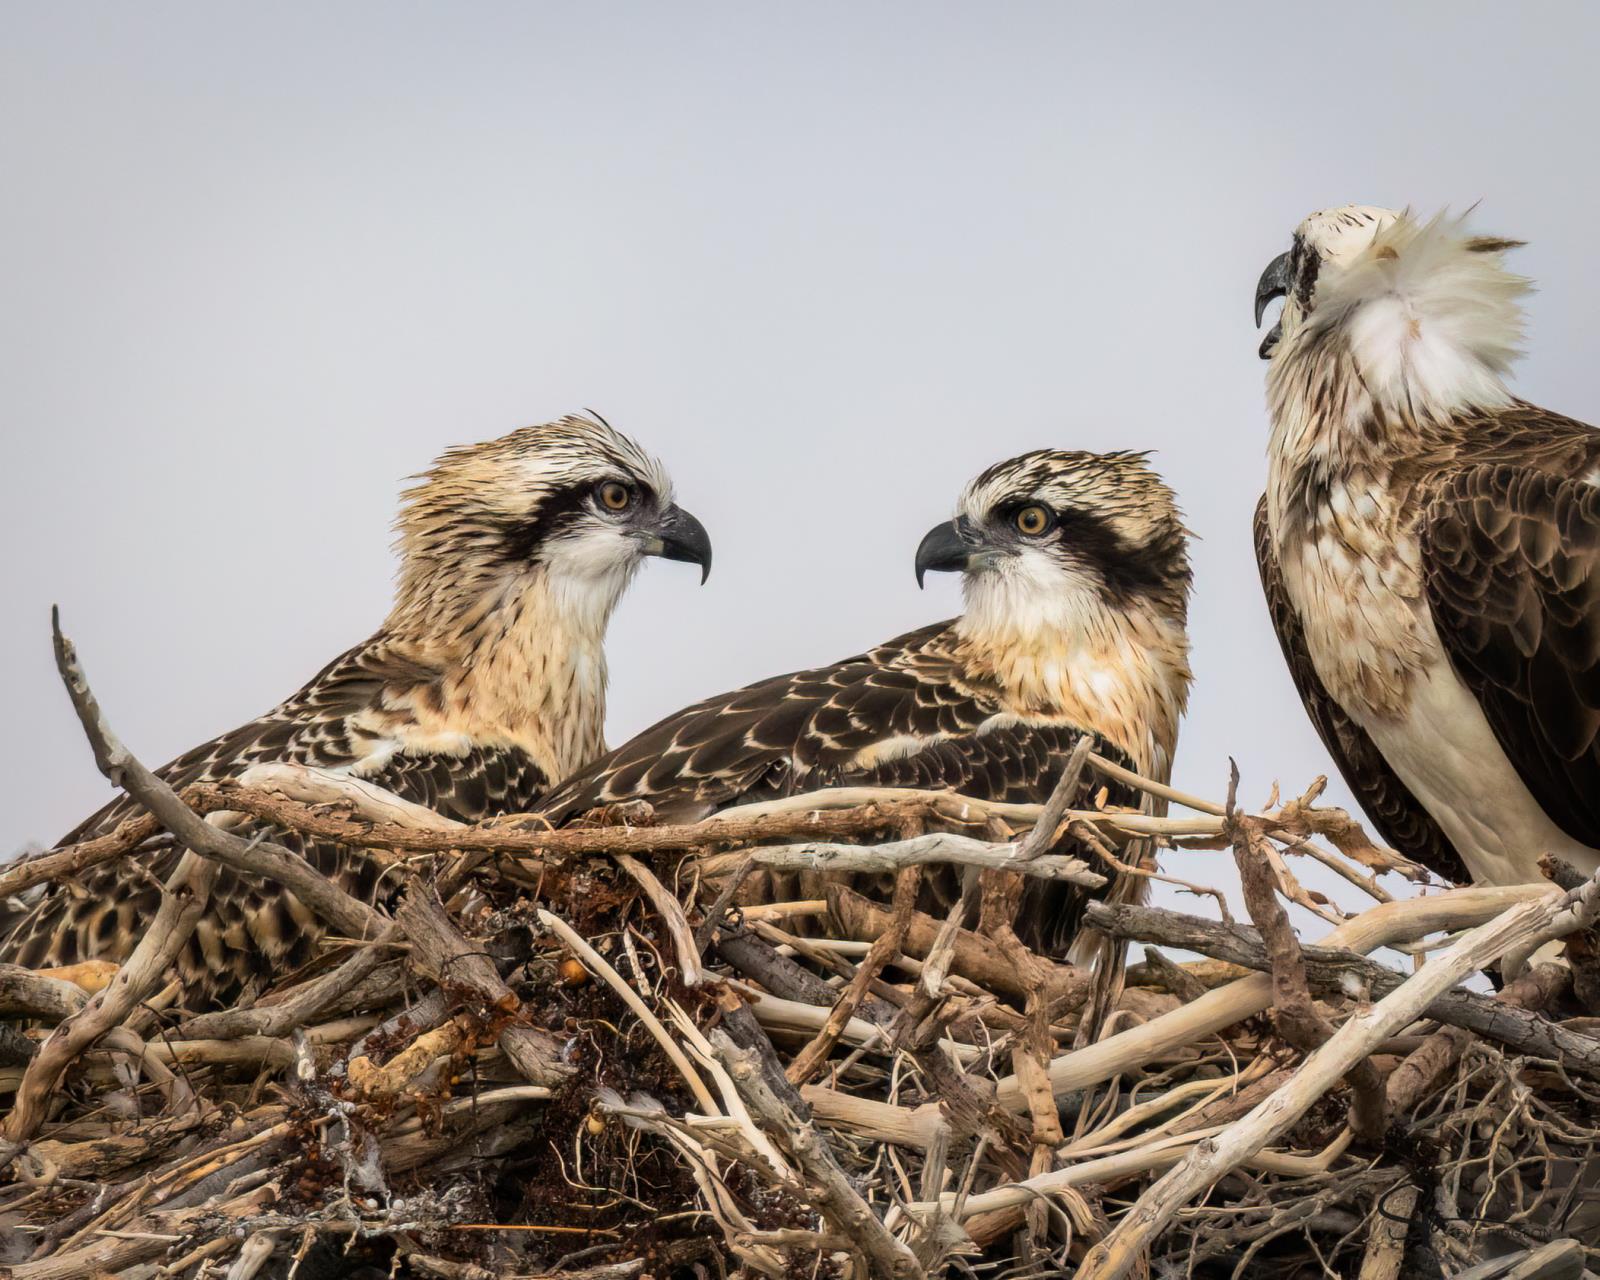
[
  {"xmin": 537, "ymin": 622, "xmax": 1140, "ymax": 955},
  {"xmin": 1421, "ymin": 464, "xmax": 1600, "ymax": 848},
  {"xmin": 540, "ymin": 621, "xmax": 1130, "ymax": 821}
]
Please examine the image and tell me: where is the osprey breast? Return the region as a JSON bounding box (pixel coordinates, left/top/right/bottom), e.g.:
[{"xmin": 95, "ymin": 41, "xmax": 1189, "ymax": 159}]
[{"xmin": 1279, "ymin": 478, "xmax": 1431, "ymax": 720}]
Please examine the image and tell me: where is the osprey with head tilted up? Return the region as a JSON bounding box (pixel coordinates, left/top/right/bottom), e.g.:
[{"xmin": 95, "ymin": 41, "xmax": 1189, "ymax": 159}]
[
  {"xmin": 1, "ymin": 413, "xmax": 710, "ymax": 1005},
  {"xmin": 1254, "ymin": 206, "xmax": 1600, "ymax": 887},
  {"xmin": 540, "ymin": 448, "xmax": 1193, "ymax": 956}
]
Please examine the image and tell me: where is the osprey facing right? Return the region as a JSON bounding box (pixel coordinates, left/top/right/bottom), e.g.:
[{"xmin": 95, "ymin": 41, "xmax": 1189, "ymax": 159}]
[
  {"xmin": 1, "ymin": 414, "xmax": 711, "ymax": 1005},
  {"xmin": 1254, "ymin": 206, "xmax": 1600, "ymax": 887}
]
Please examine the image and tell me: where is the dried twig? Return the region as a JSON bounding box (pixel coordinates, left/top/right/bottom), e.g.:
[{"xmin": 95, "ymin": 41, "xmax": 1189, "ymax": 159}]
[
  {"xmin": 1227, "ymin": 782, "xmax": 1385, "ymax": 1141},
  {"xmin": 1090, "ymin": 899, "xmax": 1600, "ymax": 1077},
  {"xmin": 990, "ymin": 883, "xmax": 1556, "ymax": 1111},
  {"xmin": 714, "ymin": 1031, "xmax": 926, "ymax": 1280},
  {"xmin": 1075, "ymin": 891, "xmax": 1570, "ymax": 1280},
  {"xmin": 13, "ymin": 622, "xmax": 1600, "ymax": 1280},
  {"xmin": 788, "ymin": 865, "xmax": 922, "ymax": 1086},
  {"xmin": 750, "ymin": 833, "xmax": 1104, "ymax": 886}
]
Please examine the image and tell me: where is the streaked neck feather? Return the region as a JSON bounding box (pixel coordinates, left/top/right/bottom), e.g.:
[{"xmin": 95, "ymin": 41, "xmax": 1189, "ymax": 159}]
[{"xmin": 1268, "ymin": 213, "xmax": 1527, "ymax": 504}]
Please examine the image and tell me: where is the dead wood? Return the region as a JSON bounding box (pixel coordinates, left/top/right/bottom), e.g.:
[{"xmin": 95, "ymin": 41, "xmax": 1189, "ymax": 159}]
[{"xmin": 5, "ymin": 617, "xmax": 1600, "ymax": 1280}]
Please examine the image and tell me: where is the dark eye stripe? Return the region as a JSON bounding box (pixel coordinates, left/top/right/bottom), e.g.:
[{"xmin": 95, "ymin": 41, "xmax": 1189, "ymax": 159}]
[
  {"xmin": 1291, "ymin": 237, "xmax": 1320, "ymax": 310},
  {"xmin": 501, "ymin": 477, "xmax": 655, "ymax": 562},
  {"xmin": 1048, "ymin": 507, "xmax": 1190, "ymax": 608}
]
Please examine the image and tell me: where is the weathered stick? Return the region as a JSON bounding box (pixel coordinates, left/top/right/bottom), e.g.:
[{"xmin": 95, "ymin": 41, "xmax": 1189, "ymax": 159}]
[
  {"xmin": 0, "ymin": 813, "xmax": 167, "ymax": 900},
  {"xmin": 615, "ymin": 852, "xmax": 705, "ymax": 986},
  {"xmin": 991, "ymin": 883, "xmax": 1555, "ymax": 1111},
  {"xmin": 48, "ymin": 611, "xmax": 387, "ymax": 947},
  {"xmin": 1015, "ymin": 735, "xmax": 1093, "ymax": 861},
  {"xmin": 713, "ymin": 1031, "xmax": 926, "ymax": 1280},
  {"xmin": 1089, "ymin": 900, "xmax": 1600, "ymax": 1077},
  {"xmin": 5, "ymin": 1184, "xmax": 278, "ymax": 1280},
  {"xmin": 1229, "ymin": 798, "xmax": 1386, "ymax": 1141},
  {"xmin": 236, "ymin": 761, "xmax": 467, "ymax": 829},
  {"xmin": 218, "ymin": 781, "xmax": 957, "ymax": 859},
  {"xmin": 787, "ymin": 866, "xmax": 921, "ymax": 1085},
  {"xmin": 2, "ymin": 860, "xmax": 214, "ymax": 1135},
  {"xmin": 174, "ymin": 927, "xmax": 402, "ymax": 1040},
  {"xmin": 1385, "ymin": 962, "xmax": 1571, "ymax": 1113},
  {"xmin": 1074, "ymin": 892, "xmax": 1567, "ymax": 1280},
  {"xmin": 828, "ymin": 884, "xmax": 1091, "ymax": 1006},
  {"xmin": 397, "ymin": 886, "xmax": 570, "ymax": 1087},
  {"xmin": 752, "ymin": 832, "xmax": 1104, "ymax": 886},
  {"xmin": 1357, "ymin": 1183, "xmax": 1416, "ymax": 1280},
  {"xmin": 0, "ymin": 964, "xmax": 90, "ymax": 1021}
]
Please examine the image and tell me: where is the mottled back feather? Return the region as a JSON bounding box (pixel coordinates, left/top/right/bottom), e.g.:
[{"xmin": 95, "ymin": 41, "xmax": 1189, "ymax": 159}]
[{"xmin": 541, "ymin": 621, "xmax": 1145, "ymax": 956}]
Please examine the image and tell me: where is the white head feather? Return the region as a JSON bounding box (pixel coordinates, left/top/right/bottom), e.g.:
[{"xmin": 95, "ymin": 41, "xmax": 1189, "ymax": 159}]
[{"xmin": 1266, "ymin": 206, "xmax": 1530, "ymax": 459}]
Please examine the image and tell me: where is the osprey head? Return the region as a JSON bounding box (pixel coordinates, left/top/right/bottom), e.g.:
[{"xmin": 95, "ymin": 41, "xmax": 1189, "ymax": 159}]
[
  {"xmin": 917, "ymin": 449, "xmax": 1191, "ymax": 624},
  {"xmin": 1255, "ymin": 205, "xmax": 1529, "ymax": 434},
  {"xmin": 393, "ymin": 413, "xmax": 710, "ymax": 635},
  {"xmin": 1254, "ymin": 205, "xmax": 1402, "ymax": 359}
]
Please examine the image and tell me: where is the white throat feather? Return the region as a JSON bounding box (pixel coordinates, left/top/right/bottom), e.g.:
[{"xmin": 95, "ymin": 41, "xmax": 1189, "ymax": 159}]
[{"xmin": 954, "ymin": 562, "xmax": 1190, "ymax": 780}]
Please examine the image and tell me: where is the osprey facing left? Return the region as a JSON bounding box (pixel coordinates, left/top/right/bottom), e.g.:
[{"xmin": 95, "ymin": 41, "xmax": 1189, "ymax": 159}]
[
  {"xmin": 1254, "ymin": 206, "xmax": 1600, "ymax": 889},
  {"xmin": 539, "ymin": 448, "xmax": 1194, "ymax": 958},
  {"xmin": 1, "ymin": 413, "xmax": 711, "ymax": 1006}
]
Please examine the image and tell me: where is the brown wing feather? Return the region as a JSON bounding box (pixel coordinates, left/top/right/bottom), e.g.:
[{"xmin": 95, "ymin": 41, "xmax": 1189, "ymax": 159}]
[
  {"xmin": 1421, "ymin": 465, "xmax": 1600, "ymax": 847},
  {"xmin": 57, "ymin": 638, "xmax": 439, "ymax": 843},
  {"xmin": 541, "ymin": 622, "xmax": 1139, "ymax": 955},
  {"xmin": 1254, "ymin": 496, "xmax": 1470, "ymax": 883},
  {"xmin": 2, "ymin": 637, "xmax": 550, "ymax": 1006}
]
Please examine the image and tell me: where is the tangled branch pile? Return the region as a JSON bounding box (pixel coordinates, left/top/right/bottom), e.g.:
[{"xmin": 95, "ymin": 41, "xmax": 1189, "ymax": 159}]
[{"xmin": 4, "ymin": 629, "xmax": 1600, "ymax": 1279}]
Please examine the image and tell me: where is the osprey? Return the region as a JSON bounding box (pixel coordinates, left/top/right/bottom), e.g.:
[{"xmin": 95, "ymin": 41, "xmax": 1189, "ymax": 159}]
[
  {"xmin": 1254, "ymin": 205, "xmax": 1600, "ymax": 887},
  {"xmin": 539, "ymin": 449, "xmax": 1194, "ymax": 956},
  {"xmin": 1, "ymin": 413, "xmax": 711, "ymax": 1003}
]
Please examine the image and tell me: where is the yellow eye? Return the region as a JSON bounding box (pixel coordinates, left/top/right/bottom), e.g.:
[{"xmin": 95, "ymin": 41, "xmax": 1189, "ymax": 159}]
[
  {"xmin": 598, "ymin": 481, "xmax": 633, "ymax": 512},
  {"xmin": 1014, "ymin": 504, "xmax": 1050, "ymax": 536}
]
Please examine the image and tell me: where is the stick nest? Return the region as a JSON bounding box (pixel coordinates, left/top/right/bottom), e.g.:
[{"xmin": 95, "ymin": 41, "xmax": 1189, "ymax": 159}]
[{"xmin": 4, "ymin": 624, "xmax": 1600, "ymax": 1279}]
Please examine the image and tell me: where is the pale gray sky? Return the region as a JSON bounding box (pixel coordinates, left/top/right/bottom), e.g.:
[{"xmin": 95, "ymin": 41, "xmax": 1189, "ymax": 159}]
[{"xmin": 4, "ymin": 4, "xmax": 1599, "ymax": 923}]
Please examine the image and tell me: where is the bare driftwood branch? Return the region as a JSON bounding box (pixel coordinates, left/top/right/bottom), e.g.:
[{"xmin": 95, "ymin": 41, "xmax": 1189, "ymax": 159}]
[
  {"xmin": 397, "ymin": 886, "xmax": 571, "ymax": 1087},
  {"xmin": 1014, "ymin": 734, "xmax": 1094, "ymax": 862},
  {"xmin": 15, "ymin": 626, "xmax": 1600, "ymax": 1280},
  {"xmin": 1227, "ymin": 785, "xmax": 1386, "ymax": 1141},
  {"xmin": 0, "ymin": 963, "xmax": 90, "ymax": 1021},
  {"xmin": 714, "ymin": 1030, "xmax": 926, "ymax": 1280},
  {"xmin": 0, "ymin": 812, "xmax": 167, "ymax": 900},
  {"xmin": 1075, "ymin": 891, "xmax": 1571, "ymax": 1280},
  {"xmin": 788, "ymin": 865, "xmax": 921, "ymax": 1085},
  {"xmin": 751, "ymin": 831, "xmax": 1105, "ymax": 886},
  {"xmin": 991, "ymin": 883, "xmax": 1556, "ymax": 1112},
  {"xmin": 828, "ymin": 884, "xmax": 1092, "ymax": 1007},
  {"xmin": 46, "ymin": 613, "xmax": 387, "ymax": 945},
  {"xmin": 173, "ymin": 927, "xmax": 402, "ymax": 1040},
  {"xmin": 1091, "ymin": 899, "xmax": 1600, "ymax": 1077},
  {"xmin": 1, "ymin": 849, "xmax": 216, "ymax": 1151}
]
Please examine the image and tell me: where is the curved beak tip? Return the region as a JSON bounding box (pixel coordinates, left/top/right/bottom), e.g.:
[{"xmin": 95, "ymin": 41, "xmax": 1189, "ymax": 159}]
[
  {"xmin": 1253, "ymin": 250, "xmax": 1292, "ymax": 361},
  {"xmin": 650, "ymin": 505, "xmax": 712, "ymax": 583},
  {"xmin": 1254, "ymin": 250, "xmax": 1292, "ymax": 327},
  {"xmin": 914, "ymin": 520, "xmax": 971, "ymax": 588}
]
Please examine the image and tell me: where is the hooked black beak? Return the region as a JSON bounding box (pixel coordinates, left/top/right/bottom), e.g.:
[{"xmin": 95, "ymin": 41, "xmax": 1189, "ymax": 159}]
[
  {"xmin": 1254, "ymin": 250, "xmax": 1291, "ymax": 360},
  {"xmin": 642, "ymin": 504, "xmax": 712, "ymax": 583},
  {"xmin": 914, "ymin": 519, "xmax": 972, "ymax": 589}
]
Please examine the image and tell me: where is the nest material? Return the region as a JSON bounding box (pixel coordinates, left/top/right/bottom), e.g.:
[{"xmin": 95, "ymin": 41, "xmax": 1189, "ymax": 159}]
[{"xmin": 3, "ymin": 626, "xmax": 1600, "ymax": 1279}]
